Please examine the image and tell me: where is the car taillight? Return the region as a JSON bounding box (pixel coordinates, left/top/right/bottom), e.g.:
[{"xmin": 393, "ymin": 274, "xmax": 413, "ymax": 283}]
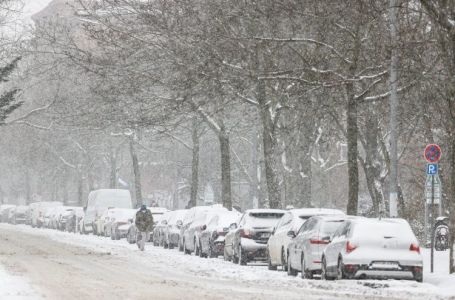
[
  {"xmin": 410, "ymin": 243, "xmax": 420, "ymax": 254},
  {"xmin": 310, "ymin": 238, "xmax": 330, "ymax": 245},
  {"xmin": 346, "ymin": 241, "xmax": 357, "ymax": 253},
  {"xmin": 240, "ymin": 229, "xmax": 252, "ymax": 238}
]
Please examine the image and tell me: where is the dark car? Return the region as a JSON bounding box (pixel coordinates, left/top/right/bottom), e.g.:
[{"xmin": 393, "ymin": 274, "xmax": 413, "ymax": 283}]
[{"xmin": 231, "ymin": 209, "xmax": 284, "ymax": 265}]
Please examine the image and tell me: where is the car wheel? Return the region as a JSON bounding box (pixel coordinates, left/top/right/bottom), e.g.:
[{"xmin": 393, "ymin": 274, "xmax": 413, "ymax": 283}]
[
  {"xmin": 239, "ymin": 246, "xmax": 247, "ymax": 266},
  {"xmin": 287, "ymin": 254, "xmax": 297, "ymax": 276},
  {"xmin": 267, "ymin": 248, "xmax": 277, "ymax": 271},
  {"xmin": 336, "ymin": 258, "xmax": 345, "ymax": 280},
  {"xmin": 281, "ymin": 248, "xmax": 288, "ymax": 272},
  {"xmin": 301, "ymin": 255, "xmax": 313, "ymax": 279},
  {"xmin": 224, "ymin": 248, "xmax": 231, "ymax": 261},
  {"xmin": 321, "ymin": 257, "xmax": 334, "ymax": 280},
  {"xmin": 184, "ymin": 240, "xmax": 191, "ymax": 255},
  {"xmin": 195, "ymin": 239, "xmax": 200, "ymax": 256}
]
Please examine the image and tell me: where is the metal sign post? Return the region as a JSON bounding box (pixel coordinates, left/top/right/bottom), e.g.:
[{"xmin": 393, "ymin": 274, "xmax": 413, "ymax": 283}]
[{"xmin": 424, "ymin": 144, "xmax": 442, "ymax": 274}]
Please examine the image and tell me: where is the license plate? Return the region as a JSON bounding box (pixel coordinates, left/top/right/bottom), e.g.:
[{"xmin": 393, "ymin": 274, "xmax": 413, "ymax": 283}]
[
  {"xmin": 260, "ymin": 233, "xmax": 271, "ymax": 238},
  {"xmin": 370, "ymin": 261, "xmax": 400, "ymax": 270}
]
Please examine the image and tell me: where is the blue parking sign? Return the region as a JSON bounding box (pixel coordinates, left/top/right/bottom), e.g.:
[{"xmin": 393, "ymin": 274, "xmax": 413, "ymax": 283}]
[{"xmin": 426, "ymin": 163, "xmax": 438, "ymax": 175}]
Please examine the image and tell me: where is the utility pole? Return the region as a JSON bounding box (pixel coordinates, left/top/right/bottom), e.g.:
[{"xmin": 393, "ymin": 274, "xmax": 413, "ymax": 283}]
[{"xmin": 389, "ymin": 0, "xmax": 399, "ymax": 217}]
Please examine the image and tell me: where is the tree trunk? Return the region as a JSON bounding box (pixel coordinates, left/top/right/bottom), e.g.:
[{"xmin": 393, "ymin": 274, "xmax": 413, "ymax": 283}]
[
  {"xmin": 449, "ymin": 129, "xmax": 455, "ymax": 273},
  {"xmin": 219, "ymin": 126, "xmax": 232, "ymax": 210},
  {"xmin": 25, "ymin": 167, "xmax": 31, "ymax": 205},
  {"xmin": 109, "ymin": 146, "xmax": 117, "ymax": 189},
  {"xmin": 189, "ymin": 118, "xmax": 200, "ymax": 209},
  {"xmin": 257, "ymin": 79, "xmax": 281, "ymax": 209},
  {"xmin": 129, "ymin": 139, "xmax": 143, "ymax": 208},
  {"xmin": 77, "ymin": 170, "xmax": 84, "ymax": 207},
  {"xmin": 346, "ymin": 83, "xmax": 359, "ymax": 215}
]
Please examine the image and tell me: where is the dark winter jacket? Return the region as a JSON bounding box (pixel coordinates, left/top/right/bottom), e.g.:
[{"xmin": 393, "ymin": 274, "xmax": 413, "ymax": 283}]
[{"xmin": 135, "ymin": 209, "xmax": 154, "ymax": 232}]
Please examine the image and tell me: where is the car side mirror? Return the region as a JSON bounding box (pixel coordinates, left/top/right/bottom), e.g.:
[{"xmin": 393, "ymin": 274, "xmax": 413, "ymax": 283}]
[
  {"xmin": 176, "ymin": 220, "xmax": 183, "ymax": 228},
  {"xmin": 162, "ymin": 220, "xmax": 168, "ymax": 225},
  {"xmin": 229, "ymin": 223, "xmax": 237, "ymax": 230},
  {"xmin": 287, "ymin": 230, "xmax": 296, "ymax": 238}
]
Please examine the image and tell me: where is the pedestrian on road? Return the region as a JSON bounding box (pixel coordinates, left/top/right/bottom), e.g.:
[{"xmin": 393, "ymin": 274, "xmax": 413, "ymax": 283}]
[{"xmin": 135, "ymin": 205, "xmax": 154, "ymax": 251}]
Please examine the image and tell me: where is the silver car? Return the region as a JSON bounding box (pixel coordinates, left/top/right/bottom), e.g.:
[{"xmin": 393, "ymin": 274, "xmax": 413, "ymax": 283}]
[{"xmin": 321, "ymin": 218, "xmax": 423, "ymax": 282}]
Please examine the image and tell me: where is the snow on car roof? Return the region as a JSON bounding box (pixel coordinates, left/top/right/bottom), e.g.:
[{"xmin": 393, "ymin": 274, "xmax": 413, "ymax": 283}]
[
  {"xmin": 350, "ymin": 218, "xmax": 417, "ymax": 241},
  {"xmin": 245, "ymin": 209, "xmax": 285, "ymax": 214},
  {"xmin": 290, "ymin": 208, "xmax": 345, "ymax": 217}
]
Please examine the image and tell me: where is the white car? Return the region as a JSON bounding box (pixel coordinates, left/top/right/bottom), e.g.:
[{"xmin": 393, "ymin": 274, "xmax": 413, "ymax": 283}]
[
  {"xmin": 199, "ymin": 210, "xmax": 242, "ymax": 258},
  {"xmin": 163, "ymin": 209, "xmax": 187, "ymax": 249},
  {"xmin": 182, "ymin": 205, "xmax": 228, "ymax": 255},
  {"xmin": 321, "ymin": 218, "xmax": 423, "ymax": 282},
  {"xmin": 108, "ymin": 208, "xmax": 137, "ymax": 240},
  {"xmin": 287, "ymin": 215, "xmax": 348, "ymax": 278},
  {"xmin": 267, "ymin": 208, "xmax": 345, "ymax": 271}
]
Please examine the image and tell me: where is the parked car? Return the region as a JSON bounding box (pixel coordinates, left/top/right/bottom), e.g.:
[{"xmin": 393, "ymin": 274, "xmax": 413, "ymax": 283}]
[
  {"xmin": 11, "ymin": 205, "xmax": 29, "ymax": 224},
  {"xmin": 199, "ymin": 210, "xmax": 242, "ymax": 258},
  {"xmin": 162, "ymin": 209, "xmax": 187, "ymax": 249},
  {"xmin": 267, "ymin": 208, "xmax": 345, "ymax": 271},
  {"xmin": 63, "ymin": 207, "xmax": 84, "ymax": 232},
  {"xmin": 152, "ymin": 211, "xmax": 173, "ymax": 246},
  {"xmin": 0, "ymin": 204, "xmax": 16, "ymax": 223},
  {"xmin": 29, "ymin": 202, "xmax": 63, "ymax": 228},
  {"xmin": 321, "ymin": 218, "xmax": 423, "ymax": 282},
  {"xmin": 181, "ymin": 205, "xmax": 228, "ymax": 255},
  {"xmin": 82, "ymin": 189, "xmax": 133, "ymax": 235},
  {"xmin": 108, "ymin": 208, "xmax": 137, "ymax": 240},
  {"xmin": 94, "ymin": 208, "xmax": 114, "ymax": 236},
  {"xmin": 223, "ymin": 216, "xmax": 242, "ymax": 261},
  {"xmin": 57, "ymin": 207, "xmax": 82, "ymax": 231},
  {"xmin": 231, "ymin": 209, "xmax": 285, "ymax": 265},
  {"xmin": 287, "ymin": 215, "xmax": 348, "ymax": 278}
]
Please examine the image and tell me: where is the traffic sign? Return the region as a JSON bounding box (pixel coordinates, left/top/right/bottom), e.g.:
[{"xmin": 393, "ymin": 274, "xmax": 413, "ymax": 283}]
[
  {"xmin": 424, "ymin": 144, "xmax": 442, "ymax": 163},
  {"xmin": 427, "ymin": 164, "xmax": 438, "ymax": 175}
]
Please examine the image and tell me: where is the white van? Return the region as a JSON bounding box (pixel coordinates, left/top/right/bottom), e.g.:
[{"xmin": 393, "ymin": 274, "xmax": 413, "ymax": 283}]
[{"xmin": 82, "ymin": 189, "xmax": 132, "ymax": 234}]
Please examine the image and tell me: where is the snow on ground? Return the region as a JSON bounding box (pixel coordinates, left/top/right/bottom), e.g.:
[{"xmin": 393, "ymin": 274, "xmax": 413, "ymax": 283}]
[
  {"xmin": 2, "ymin": 224, "xmax": 454, "ymax": 300},
  {"xmin": 0, "ymin": 265, "xmax": 43, "ymax": 300}
]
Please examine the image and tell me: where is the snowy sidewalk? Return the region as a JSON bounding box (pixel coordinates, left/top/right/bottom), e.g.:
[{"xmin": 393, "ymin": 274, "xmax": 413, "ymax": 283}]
[{"xmin": 0, "ymin": 266, "xmax": 43, "ymax": 300}]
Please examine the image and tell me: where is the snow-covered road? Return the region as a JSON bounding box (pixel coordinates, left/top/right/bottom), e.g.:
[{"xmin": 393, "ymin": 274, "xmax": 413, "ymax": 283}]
[{"xmin": 0, "ymin": 224, "xmax": 453, "ymax": 300}]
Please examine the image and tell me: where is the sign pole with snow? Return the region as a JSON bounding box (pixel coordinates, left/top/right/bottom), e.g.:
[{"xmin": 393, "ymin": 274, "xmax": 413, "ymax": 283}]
[{"xmin": 424, "ymin": 144, "xmax": 442, "ymax": 274}]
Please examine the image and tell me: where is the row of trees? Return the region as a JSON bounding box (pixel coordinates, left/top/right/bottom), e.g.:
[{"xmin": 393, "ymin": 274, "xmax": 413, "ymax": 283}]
[{"xmin": 1, "ymin": 0, "xmax": 455, "ymax": 270}]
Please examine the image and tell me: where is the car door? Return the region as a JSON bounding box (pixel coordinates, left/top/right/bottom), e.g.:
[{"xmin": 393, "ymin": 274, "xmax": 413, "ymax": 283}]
[
  {"xmin": 302, "ymin": 219, "xmax": 320, "ymax": 269},
  {"xmin": 326, "ymin": 221, "xmax": 350, "ymax": 269},
  {"xmin": 291, "ymin": 219, "xmax": 313, "ymax": 268}
]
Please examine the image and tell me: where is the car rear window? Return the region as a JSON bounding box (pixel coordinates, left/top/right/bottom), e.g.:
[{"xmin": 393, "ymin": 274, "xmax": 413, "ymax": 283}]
[
  {"xmin": 353, "ymin": 221, "xmax": 416, "ymax": 241},
  {"xmin": 249, "ymin": 213, "xmax": 283, "ymax": 219},
  {"xmin": 321, "ymin": 220, "xmax": 345, "ymax": 235}
]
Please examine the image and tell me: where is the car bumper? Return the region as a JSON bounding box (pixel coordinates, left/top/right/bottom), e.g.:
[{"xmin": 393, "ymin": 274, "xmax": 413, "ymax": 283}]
[{"xmin": 241, "ymin": 238, "xmax": 268, "ymax": 260}]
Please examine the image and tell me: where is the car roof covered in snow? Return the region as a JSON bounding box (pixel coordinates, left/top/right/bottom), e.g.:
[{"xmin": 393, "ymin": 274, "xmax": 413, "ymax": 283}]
[
  {"xmin": 290, "ymin": 208, "xmax": 345, "ymax": 217},
  {"xmin": 245, "ymin": 209, "xmax": 285, "ymax": 215}
]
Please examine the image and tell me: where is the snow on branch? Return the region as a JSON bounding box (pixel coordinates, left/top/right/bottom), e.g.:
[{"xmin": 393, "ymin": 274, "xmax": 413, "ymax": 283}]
[{"xmin": 252, "ymin": 36, "xmax": 352, "ymax": 64}]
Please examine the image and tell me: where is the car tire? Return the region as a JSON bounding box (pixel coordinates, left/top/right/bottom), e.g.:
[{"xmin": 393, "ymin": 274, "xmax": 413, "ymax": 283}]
[
  {"xmin": 195, "ymin": 239, "xmax": 200, "ymax": 256},
  {"xmin": 301, "ymin": 255, "xmax": 313, "ymax": 279},
  {"xmin": 413, "ymin": 269, "xmax": 423, "ymax": 283},
  {"xmin": 239, "ymin": 246, "xmax": 247, "ymax": 266},
  {"xmin": 183, "ymin": 240, "xmax": 191, "ymax": 255},
  {"xmin": 224, "ymin": 248, "xmax": 231, "ymax": 262},
  {"xmin": 321, "ymin": 257, "xmax": 334, "ymax": 280},
  {"xmin": 336, "ymin": 258, "xmax": 346, "ymax": 280},
  {"xmin": 287, "ymin": 254, "xmax": 297, "ymax": 276},
  {"xmin": 267, "ymin": 248, "xmax": 277, "ymax": 271},
  {"xmin": 281, "ymin": 248, "xmax": 288, "ymax": 272}
]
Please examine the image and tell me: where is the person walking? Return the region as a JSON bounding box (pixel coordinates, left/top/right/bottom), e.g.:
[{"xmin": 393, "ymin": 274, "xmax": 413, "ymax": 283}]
[{"xmin": 135, "ymin": 205, "xmax": 154, "ymax": 251}]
